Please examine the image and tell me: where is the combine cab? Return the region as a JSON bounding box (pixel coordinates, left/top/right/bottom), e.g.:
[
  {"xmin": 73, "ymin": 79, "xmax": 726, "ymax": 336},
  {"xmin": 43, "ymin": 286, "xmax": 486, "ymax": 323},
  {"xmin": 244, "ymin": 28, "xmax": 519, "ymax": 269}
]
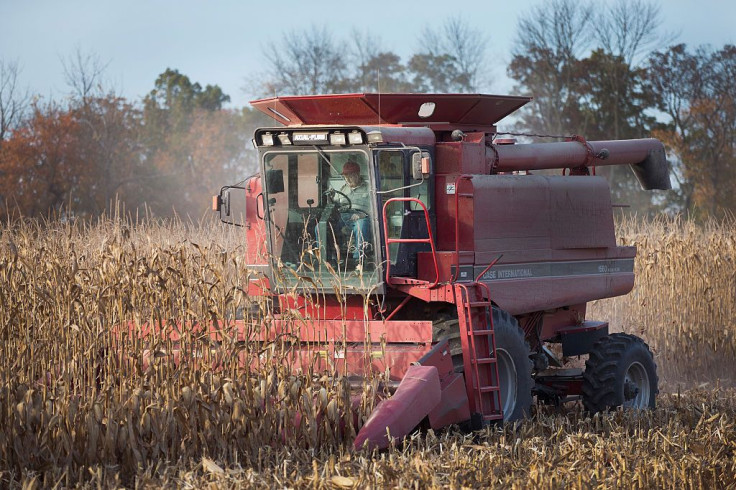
[{"xmin": 213, "ymin": 93, "xmax": 669, "ymax": 449}]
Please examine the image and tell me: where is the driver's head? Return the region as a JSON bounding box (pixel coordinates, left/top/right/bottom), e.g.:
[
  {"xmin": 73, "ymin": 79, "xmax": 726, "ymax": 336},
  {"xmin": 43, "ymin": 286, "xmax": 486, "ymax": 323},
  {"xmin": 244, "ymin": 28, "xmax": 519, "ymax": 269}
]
[{"xmin": 341, "ymin": 160, "xmax": 362, "ymax": 187}]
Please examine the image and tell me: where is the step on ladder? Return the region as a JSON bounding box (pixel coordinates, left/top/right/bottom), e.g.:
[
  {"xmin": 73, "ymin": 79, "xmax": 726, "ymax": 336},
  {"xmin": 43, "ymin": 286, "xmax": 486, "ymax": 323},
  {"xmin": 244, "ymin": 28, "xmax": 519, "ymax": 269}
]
[{"xmin": 454, "ymin": 281, "xmax": 503, "ymax": 423}]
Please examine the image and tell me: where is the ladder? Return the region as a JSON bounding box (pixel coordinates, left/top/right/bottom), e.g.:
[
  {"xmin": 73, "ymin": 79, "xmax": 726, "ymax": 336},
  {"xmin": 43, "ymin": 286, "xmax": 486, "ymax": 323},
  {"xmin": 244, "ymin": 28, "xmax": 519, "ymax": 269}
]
[{"xmin": 454, "ymin": 281, "xmax": 503, "ymax": 423}]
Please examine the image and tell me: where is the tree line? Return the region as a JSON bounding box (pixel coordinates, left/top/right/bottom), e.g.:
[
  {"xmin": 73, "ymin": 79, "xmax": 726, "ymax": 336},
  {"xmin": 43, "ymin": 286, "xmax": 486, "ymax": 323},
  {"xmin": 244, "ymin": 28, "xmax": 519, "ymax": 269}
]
[
  {"xmin": 0, "ymin": 60, "xmax": 270, "ymax": 219},
  {"xmin": 0, "ymin": 0, "xmax": 734, "ymax": 220}
]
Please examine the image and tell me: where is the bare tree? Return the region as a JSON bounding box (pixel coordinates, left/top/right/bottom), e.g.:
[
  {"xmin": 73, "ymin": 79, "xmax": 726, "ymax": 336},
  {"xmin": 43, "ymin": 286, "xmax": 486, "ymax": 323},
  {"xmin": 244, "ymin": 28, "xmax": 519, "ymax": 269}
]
[
  {"xmin": 592, "ymin": 0, "xmax": 671, "ymax": 140},
  {"xmin": 61, "ymin": 48, "xmax": 110, "ymax": 102},
  {"xmin": 0, "ymin": 60, "xmax": 29, "ymax": 142},
  {"xmin": 262, "ymin": 25, "xmax": 346, "ymax": 96},
  {"xmin": 350, "ymin": 29, "xmax": 382, "ymax": 85},
  {"xmin": 515, "ymin": 0, "xmax": 594, "ymax": 65},
  {"xmin": 597, "ymin": 0, "xmax": 671, "ymax": 65},
  {"xmin": 647, "ymin": 45, "xmax": 703, "ymax": 138},
  {"xmin": 343, "ymin": 30, "xmax": 412, "ymax": 93},
  {"xmin": 419, "ymin": 16, "xmax": 490, "ymax": 91},
  {"xmin": 509, "ymin": 0, "xmax": 595, "ymax": 134},
  {"xmin": 349, "ymin": 30, "xmax": 383, "ymax": 91}
]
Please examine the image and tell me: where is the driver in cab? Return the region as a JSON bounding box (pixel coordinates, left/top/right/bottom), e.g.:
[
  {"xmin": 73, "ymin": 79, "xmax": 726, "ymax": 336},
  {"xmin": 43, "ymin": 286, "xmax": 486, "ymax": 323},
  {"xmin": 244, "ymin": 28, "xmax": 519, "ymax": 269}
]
[{"xmin": 330, "ymin": 160, "xmax": 372, "ymax": 266}]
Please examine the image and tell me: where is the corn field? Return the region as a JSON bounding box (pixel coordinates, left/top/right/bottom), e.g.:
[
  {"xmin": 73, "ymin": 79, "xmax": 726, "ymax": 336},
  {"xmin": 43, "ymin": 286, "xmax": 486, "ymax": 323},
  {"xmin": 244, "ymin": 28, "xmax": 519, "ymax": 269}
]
[
  {"xmin": 590, "ymin": 216, "xmax": 736, "ymax": 388},
  {"xmin": 1, "ymin": 214, "xmax": 734, "ymax": 488}
]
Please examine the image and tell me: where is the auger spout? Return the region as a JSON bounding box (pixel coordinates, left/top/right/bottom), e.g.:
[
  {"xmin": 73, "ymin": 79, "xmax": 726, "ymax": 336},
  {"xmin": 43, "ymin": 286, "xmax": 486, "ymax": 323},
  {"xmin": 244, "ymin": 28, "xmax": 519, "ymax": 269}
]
[{"xmin": 490, "ymin": 137, "xmax": 671, "ymax": 190}]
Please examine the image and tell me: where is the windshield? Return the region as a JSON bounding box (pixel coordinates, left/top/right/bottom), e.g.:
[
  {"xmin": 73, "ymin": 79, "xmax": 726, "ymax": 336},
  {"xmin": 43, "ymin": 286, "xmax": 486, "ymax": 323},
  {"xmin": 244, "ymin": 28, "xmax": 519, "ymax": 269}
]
[{"xmin": 262, "ymin": 148, "xmax": 379, "ymax": 291}]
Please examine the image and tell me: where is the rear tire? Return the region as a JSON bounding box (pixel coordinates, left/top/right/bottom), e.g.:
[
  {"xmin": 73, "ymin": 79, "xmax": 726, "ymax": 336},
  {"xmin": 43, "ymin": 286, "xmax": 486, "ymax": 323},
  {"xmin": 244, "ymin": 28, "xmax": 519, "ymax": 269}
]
[
  {"xmin": 582, "ymin": 333, "xmax": 658, "ymax": 413},
  {"xmin": 433, "ymin": 308, "xmax": 533, "ymax": 421}
]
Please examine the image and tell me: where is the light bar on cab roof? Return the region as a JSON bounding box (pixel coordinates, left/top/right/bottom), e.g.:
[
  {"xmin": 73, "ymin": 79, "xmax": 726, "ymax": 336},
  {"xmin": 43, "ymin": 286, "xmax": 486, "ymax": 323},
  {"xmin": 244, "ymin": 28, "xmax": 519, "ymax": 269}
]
[
  {"xmin": 366, "ymin": 130, "xmax": 383, "ymax": 143},
  {"xmin": 329, "ymin": 132, "xmax": 346, "ymax": 146},
  {"xmin": 255, "ymin": 129, "xmax": 370, "ymax": 147},
  {"xmin": 293, "ymin": 131, "xmax": 329, "ymax": 144},
  {"xmin": 261, "ymin": 132, "xmax": 274, "ymax": 146},
  {"xmin": 278, "ymin": 132, "xmax": 292, "ymax": 145},
  {"xmin": 348, "ymin": 131, "xmax": 363, "ymax": 144}
]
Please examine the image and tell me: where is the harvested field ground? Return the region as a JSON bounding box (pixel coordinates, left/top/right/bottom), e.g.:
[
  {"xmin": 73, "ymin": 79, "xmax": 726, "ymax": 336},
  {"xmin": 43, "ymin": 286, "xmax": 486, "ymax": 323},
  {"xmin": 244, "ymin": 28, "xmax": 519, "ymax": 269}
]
[{"xmin": 1, "ymin": 215, "xmax": 735, "ymax": 488}]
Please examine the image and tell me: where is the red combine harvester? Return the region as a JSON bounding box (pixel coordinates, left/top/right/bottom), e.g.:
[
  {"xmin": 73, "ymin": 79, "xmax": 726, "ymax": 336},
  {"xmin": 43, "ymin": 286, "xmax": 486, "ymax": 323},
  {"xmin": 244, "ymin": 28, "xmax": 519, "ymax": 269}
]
[{"xmin": 213, "ymin": 93, "xmax": 670, "ymax": 450}]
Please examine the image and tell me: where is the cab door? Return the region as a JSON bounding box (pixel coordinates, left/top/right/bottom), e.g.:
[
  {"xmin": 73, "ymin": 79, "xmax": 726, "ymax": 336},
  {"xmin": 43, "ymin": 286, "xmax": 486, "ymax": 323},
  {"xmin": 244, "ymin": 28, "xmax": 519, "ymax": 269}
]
[{"xmin": 376, "ymin": 148, "xmax": 433, "ymax": 278}]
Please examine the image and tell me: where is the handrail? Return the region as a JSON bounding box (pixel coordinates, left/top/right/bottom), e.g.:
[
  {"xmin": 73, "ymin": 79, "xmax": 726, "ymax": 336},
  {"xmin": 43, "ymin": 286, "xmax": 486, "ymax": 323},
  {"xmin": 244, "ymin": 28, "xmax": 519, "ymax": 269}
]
[
  {"xmin": 381, "ymin": 197, "xmax": 439, "ymax": 288},
  {"xmin": 475, "ymin": 254, "xmax": 503, "ymax": 283}
]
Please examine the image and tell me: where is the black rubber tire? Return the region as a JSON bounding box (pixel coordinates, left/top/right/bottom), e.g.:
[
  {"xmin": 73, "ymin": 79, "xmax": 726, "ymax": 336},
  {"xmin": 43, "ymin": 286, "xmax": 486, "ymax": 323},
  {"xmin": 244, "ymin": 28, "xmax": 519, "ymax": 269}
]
[
  {"xmin": 433, "ymin": 308, "xmax": 533, "ymax": 422},
  {"xmin": 582, "ymin": 333, "xmax": 658, "ymax": 413},
  {"xmin": 432, "ymin": 313, "xmax": 464, "ymax": 373},
  {"xmin": 493, "ymin": 309, "xmax": 533, "ymax": 421}
]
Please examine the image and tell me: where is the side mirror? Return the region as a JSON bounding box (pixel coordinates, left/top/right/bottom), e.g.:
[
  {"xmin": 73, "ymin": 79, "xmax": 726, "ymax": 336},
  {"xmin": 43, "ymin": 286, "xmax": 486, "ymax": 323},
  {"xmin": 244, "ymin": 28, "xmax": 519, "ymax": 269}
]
[
  {"xmin": 213, "ymin": 185, "xmax": 247, "ymax": 225},
  {"xmin": 266, "ymin": 168, "xmax": 285, "ymax": 194},
  {"xmin": 411, "ymin": 151, "xmax": 431, "ymax": 180},
  {"xmin": 213, "ymin": 188, "xmax": 231, "ymax": 218}
]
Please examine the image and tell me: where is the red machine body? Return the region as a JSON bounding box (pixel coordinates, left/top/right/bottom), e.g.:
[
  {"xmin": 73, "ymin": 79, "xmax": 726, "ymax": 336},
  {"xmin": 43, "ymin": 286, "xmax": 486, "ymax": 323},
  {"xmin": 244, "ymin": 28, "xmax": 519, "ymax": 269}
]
[{"xmin": 214, "ymin": 93, "xmax": 668, "ymax": 449}]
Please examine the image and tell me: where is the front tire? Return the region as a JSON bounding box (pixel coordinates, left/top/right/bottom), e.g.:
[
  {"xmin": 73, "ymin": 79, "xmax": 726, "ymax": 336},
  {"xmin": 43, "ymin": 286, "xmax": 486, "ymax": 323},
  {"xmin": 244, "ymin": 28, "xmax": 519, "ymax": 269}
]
[
  {"xmin": 493, "ymin": 309, "xmax": 533, "ymax": 421},
  {"xmin": 582, "ymin": 333, "xmax": 658, "ymax": 413},
  {"xmin": 433, "ymin": 308, "xmax": 533, "ymax": 421}
]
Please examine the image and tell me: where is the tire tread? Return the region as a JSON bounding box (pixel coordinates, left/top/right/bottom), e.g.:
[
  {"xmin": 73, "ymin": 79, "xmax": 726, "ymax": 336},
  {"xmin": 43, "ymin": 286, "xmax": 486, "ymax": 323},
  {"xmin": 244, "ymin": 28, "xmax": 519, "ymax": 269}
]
[{"xmin": 582, "ymin": 333, "xmax": 658, "ymax": 413}]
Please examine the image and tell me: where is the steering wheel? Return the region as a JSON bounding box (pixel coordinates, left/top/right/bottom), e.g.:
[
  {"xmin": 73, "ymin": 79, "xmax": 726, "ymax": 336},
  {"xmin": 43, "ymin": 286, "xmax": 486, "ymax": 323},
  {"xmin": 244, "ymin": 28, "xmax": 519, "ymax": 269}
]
[{"xmin": 324, "ymin": 189, "xmax": 352, "ymax": 213}]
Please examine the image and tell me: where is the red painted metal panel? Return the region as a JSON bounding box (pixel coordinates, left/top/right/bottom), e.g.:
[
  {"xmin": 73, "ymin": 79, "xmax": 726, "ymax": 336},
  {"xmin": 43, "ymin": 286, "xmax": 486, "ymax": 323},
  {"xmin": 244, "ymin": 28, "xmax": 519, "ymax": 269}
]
[
  {"xmin": 428, "ymin": 373, "xmax": 471, "ymax": 429},
  {"xmin": 353, "ymin": 364, "xmax": 441, "ymax": 450},
  {"xmin": 413, "ymin": 339, "xmax": 472, "ymax": 428},
  {"xmin": 557, "ymin": 320, "xmax": 609, "ymax": 335},
  {"xmin": 416, "ymin": 339, "xmax": 454, "ymax": 377},
  {"xmin": 529, "ymin": 304, "xmax": 587, "ymax": 343},
  {"xmin": 251, "ymin": 93, "xmax": 531, "ymax": 128},
  {"xmin": 242, "ymin": 342, "xmax": 430, "ymax": 381},
  {"xmin": 276, "ymin": 296, "xmax": 371, "ymax": 321},
  {"xmin": 260, "ymin": 319, "xmax": 433, "ymax": 344},
  {"xmin": 535, "ymin": 373, "xmax": 584, "ymax": 397},
  {"xmin": 457, "ymin": 133, "xmax": 489, "ymax": 175},
  {"xmin": 117, "ymin": 320, "xmax": 433, "ymax": 381},
  {"xmin": 471, "ymin": 175, "xmax": 551, "ymax": 252},
  {"xmin": 487, "ymin": 274, "xmax": 635, "ymax": 317},
  {"xmin": 454, "ymin": 176, "xmax": 476, "ymax": 254},
  {"xmin": 417, "ymin": 251, "xmax": 469, "ymax": 284},
  {"xmin": 548, "ymin": 177, "xmax": 616, "ymax": 249}
]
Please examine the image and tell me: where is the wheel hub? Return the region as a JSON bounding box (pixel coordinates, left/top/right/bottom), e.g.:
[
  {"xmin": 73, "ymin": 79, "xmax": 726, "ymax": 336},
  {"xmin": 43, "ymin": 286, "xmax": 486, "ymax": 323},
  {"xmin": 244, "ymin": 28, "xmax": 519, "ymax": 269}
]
[
  {"xmin": 623, "ymin": 361, "xmax": 651, "ymax": 408},
  {"xmin": 623, "ymin": 380, "xmax": 639, "ymax": 400},
  {"xmin": 497, "ymin": 347, "xmax": 518, "ymax": 419}
]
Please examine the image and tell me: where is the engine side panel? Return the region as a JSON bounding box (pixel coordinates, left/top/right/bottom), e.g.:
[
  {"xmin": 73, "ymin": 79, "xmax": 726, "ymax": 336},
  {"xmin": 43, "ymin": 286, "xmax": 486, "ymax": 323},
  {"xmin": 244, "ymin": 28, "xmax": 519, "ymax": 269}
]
[{"xmin": 469, "ymin": 175, "xmax": 633, "ymax": 315}]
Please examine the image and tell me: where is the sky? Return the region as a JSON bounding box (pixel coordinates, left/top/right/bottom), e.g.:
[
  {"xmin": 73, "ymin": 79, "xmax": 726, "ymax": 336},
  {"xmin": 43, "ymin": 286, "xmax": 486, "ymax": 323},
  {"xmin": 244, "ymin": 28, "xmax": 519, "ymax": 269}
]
[{"xmin": 1, "ymin": 0, "xmax": 735, "ymax": 109}]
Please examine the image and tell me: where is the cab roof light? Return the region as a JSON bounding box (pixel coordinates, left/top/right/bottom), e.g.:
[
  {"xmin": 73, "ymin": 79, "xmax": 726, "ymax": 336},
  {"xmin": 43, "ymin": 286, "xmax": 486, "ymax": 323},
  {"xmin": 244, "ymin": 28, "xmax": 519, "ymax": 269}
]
[
  {"xmin": 348, "ymin": 130, "xmax": 363, "ymax": 145},
  {"xmin": 366, "ymin": 130, "xmax": 383, "ymax": 143},
  {"xmin": 261, "ymin": 132, "xmax": 274, "ymax": 146},
  {"xmin": 278, "ymin": 132, "xmax": 292, "ymax": 145},
  {"xmin": 330, "ymin": 132, "xmax": 346, "ymax": 146}
]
